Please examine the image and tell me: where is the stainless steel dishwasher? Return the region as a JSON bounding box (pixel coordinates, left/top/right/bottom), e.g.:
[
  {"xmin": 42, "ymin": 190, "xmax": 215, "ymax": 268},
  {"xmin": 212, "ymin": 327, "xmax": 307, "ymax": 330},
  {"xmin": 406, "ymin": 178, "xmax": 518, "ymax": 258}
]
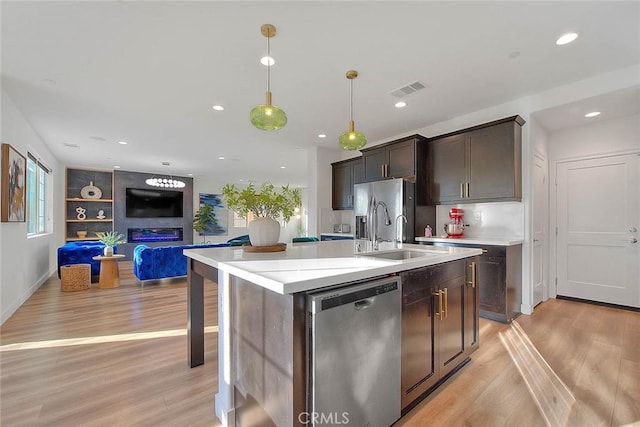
[{"xmin": 308, "ymin": 276, "xmax": 401, "ymax": 427}]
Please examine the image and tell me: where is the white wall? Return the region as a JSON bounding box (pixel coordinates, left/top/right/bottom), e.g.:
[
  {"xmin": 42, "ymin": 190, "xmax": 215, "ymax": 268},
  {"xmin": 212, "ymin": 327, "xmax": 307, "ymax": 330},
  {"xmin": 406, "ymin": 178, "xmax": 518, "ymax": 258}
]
[
  {"xmin": 1, "ymin": 88, "xmax": 63, "ymax": 324},
  {"xmin": 548, "ymin": 113, "xmax": 640, "ymax": 161}
]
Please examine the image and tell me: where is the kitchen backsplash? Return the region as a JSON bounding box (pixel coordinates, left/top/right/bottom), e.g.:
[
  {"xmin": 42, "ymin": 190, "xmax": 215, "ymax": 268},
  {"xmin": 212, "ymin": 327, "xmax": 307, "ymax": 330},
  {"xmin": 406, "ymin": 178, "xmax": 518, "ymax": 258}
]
[
  {"xmin": 320, "ymin": 208, "xmax": 354, "ymax": 234},
  {"xmin": 433, "ymin": 202, "xmax": 524, "ymax": 239}
]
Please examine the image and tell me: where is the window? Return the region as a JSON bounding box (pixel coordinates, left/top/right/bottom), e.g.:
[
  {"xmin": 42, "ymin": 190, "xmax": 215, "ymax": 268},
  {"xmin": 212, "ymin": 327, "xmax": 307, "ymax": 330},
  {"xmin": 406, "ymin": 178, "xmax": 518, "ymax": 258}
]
[{"xmin": 27, "ymin": 154, "xmax": 50, "ymax": 235}]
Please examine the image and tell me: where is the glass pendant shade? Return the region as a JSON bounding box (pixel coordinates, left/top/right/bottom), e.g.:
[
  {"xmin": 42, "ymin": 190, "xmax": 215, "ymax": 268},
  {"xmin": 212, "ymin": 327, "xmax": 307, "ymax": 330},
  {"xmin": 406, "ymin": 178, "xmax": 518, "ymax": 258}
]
[
  {"xmin": 251, "ymin": 24, "xmax": 286, "ymax": 131},
  {"xmin": 339, "ymin": 120, "xmax": 367, "ymax": 150},
  {"xmin": 250, "ymin": 91, "xmax": 287, "ymax": 131}
]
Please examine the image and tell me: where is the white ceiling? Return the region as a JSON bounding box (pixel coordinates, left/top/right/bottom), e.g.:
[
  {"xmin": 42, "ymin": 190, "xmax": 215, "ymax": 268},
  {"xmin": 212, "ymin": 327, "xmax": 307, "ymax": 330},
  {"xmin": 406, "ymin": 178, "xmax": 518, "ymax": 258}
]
[{"xmin": 2, "ymin": 1, "xmax": 639, "ymax": 187}]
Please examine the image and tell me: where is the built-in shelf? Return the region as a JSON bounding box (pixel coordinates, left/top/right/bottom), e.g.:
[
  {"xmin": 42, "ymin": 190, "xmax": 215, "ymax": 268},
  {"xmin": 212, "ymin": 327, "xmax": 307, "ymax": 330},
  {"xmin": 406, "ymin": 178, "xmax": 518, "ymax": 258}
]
[
  {"xmin": 65, "ymin": 168, "xmax": 114, "ymax": 242},
  {"xmin": 66, "ymin": 219, "xmax": 113, "ymax": 223},
  {"xmin": 66, "ymin": 198, "xmax": 114, "ymax": 202},
  {"xmin": 66, "ymin": 237, "xmax": 101, "ymax": 241}
]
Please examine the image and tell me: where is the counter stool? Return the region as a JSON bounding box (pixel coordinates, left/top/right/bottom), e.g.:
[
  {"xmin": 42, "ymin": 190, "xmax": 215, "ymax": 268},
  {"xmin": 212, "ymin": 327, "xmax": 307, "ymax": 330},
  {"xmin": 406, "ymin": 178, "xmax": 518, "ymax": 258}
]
[{"xmin": 60, "ymin": 263, "xmax": 91, "ymax": 292}]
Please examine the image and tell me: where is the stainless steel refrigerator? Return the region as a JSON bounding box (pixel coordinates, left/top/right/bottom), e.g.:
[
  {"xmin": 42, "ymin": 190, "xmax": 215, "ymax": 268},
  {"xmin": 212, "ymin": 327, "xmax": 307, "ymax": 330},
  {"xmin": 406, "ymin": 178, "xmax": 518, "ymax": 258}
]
[{"xmin": 354, "ymin": 178, "xmax": 415, "ymax": 244}]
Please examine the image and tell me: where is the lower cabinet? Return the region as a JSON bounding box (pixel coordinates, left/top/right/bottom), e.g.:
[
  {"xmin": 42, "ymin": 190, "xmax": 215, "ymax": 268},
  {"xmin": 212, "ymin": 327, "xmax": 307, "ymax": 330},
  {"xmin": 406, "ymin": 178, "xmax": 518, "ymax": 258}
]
[{"xmin": 399, "ymin": 257, "xmax": 479, "ymax": 411}]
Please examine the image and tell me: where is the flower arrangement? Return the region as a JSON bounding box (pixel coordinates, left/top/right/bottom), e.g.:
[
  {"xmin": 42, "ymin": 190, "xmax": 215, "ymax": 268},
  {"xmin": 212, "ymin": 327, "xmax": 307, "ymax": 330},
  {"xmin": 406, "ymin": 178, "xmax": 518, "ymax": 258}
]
[{"xmin": 96, "ymin": 231, "xmax": 127, "ymax": 246}]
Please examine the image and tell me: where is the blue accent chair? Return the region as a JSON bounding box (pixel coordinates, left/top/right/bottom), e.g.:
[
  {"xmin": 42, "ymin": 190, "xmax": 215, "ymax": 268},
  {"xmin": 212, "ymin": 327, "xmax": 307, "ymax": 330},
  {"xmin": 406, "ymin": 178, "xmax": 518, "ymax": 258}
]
[
  {"xmin": 292, "ymin": 236, "xmax": 319, "ymax": 243},
  {"xmin": 57, "ymin": 241, "xmax": 117, "ymax": 278},
  {"xmin": 133, "ymin": 242, "xmax": 230, "ymax": 282},
  {"xmin": 227, "ymin": 234, "xmax": 250, "ymax": 246}
]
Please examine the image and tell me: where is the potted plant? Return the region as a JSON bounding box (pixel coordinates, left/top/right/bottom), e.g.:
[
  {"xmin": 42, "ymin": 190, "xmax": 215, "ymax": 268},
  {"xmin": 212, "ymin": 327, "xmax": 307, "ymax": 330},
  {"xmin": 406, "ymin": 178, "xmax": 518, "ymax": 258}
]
[
  {"xmin": 96, "ymin": 231, "xmax": 127, "ymax": 257},
  {"xmin": 222, "ymin": 182, "xmax": 301, "ymax": 247},
  {"xmin": 193, "ymin": 204, "xmax": 217, "ymax": 244}
]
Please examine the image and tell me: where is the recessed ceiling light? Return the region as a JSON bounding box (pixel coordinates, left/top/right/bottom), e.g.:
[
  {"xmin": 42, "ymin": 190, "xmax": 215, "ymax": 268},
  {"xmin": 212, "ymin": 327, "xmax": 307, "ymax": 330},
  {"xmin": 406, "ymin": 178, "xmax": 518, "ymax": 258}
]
[
  {"xmin": 318, "ymin": 134, "xmax": 327, "ymax": 138},
  {"xmin": 556, "ymin": 32, "xmax": 578, "ymax": 45},
  {"xmin": 212, "ymin": 105, "xmax": 224, "ymax": 111},
  {"xmin": 239, "ymin": 179, "xmax": 244, "ymax": 182},
  {"xmin": 260, "ymin": 56, "xmax": 275, "ymax": 66},
  {"xmin": 90, "ymin": 136, "xmax": 107, "ymax": 142},
  {"xmin": 280, "ymin": 166, "xmax": 286, "ymax": 169},
  {"xmin": 188, "ymin": 173, "xmax": 193, "ymax": 176},
  {"xmin": 395, "ymin": 101, "xmax": 407, "ymax": 108},
  {"xmin": 114, "ymin": 165, "xmax": 121, "ymax": 169},
  {"xmin": 584, "ymin": 111, "xmax": 601, "ymax": 118},
  {"xmin": 118, "ymin": 141, "xmax": 128, "ymax": 145},
  {"xmin": 218, "ymin": 156, "xmax": 225, "ymax": 160}
]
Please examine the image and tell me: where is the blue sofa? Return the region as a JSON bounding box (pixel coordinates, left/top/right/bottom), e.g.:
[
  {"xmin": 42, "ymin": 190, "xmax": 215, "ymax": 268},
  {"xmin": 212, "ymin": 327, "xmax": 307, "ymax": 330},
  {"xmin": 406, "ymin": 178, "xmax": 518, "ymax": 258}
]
[
  {"xmin": 58, "ymin": 241, "xmax": 117, "ymax": 278},
  {"xmin": 133, "ymin": 242, "xmax": 230, "ymax": 282}
]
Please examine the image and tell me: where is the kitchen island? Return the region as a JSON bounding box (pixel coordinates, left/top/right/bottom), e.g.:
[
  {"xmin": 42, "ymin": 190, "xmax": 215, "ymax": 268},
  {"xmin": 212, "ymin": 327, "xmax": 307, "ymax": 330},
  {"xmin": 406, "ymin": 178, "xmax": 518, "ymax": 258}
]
[{"xmin": 184, "ymin": 240, "xmax": 481, "ymax": 427}]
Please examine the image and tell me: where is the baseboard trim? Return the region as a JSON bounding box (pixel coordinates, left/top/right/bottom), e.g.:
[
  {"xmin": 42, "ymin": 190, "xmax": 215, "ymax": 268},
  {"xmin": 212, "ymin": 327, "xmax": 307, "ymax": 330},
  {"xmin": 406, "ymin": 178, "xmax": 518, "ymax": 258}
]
[
  {"xmin": 556, "ymin": 295, "xmax": 639, "ymax": 312},
  {"xmin": 1, "ymin": 268, "xmax": 55, "ymax": 325}
]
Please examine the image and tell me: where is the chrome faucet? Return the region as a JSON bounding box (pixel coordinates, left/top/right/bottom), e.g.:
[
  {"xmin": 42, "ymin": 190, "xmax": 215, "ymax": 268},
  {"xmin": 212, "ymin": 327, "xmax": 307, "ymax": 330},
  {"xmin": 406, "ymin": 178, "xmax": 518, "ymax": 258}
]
[
  {"xmin": 394, "ymin": 214, "xmax": 407, "ymax": 248},
  {"xmin": 372, "ymin": 201, "xmax": 392, "ymax": 250}
]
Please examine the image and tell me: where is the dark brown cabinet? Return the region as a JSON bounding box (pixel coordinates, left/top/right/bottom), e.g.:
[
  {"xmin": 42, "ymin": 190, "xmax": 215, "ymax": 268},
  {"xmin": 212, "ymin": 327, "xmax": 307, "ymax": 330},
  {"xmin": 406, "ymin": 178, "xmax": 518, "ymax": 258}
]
[
  {"xmin": 331, "ymin": 157, "xmax": 363, "ymax": 210},
  {"xmin": 361, "ymin": 135, "xmax": 427, "ymax": 182},
  {"xmin": 420, "ymin": 241, "xmax": 522, "ymax": 323},
  {"xmin": 429, "ymin": 116, "xmax": 524, "ymax": 204},
  {"xmin": 400, "ymin": 257, "xmax": 479, "ymax": 410}
]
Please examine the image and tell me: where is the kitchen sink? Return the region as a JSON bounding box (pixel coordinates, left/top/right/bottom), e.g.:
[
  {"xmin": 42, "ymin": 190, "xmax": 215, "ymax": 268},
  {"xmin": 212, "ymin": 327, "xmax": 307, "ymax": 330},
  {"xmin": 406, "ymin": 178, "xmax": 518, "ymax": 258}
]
[{"xmin": 361, "ymin": 250, "xmax": 435, "ymax": 260}]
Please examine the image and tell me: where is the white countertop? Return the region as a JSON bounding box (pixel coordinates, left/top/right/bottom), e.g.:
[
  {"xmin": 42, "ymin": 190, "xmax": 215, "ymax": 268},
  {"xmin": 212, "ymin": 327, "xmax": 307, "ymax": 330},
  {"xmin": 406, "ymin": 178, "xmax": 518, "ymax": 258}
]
[
  {"xmin": 184, "ymin": 240, "xmax": 481, "ymax": 295},
  {"xmin": 415, "ymin": 236, "xmax": 524, "ymax": 246}
]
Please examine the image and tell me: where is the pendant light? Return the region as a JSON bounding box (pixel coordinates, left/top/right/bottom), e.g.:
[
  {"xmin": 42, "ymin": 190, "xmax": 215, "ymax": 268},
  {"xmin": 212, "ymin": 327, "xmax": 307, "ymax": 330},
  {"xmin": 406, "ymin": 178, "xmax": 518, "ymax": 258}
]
[
  {"xmin": 250, "ymin": 24, "xmax": 287, "ymax": 131},
  {"xmin": 338, "ymin": 70, "xmax": 367, "ymax": 150}
]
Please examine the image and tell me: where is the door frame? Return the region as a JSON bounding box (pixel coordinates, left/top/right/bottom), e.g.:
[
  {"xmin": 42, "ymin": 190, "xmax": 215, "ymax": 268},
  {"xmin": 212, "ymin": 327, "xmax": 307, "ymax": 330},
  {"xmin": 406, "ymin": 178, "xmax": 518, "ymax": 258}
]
[
  {"xmin": 532, "ymin": 151, "xmax": 549, "ymax": 306},
  {"xmin": 549, "ymin": 149, "xmax": 640, "ymax": 300}
]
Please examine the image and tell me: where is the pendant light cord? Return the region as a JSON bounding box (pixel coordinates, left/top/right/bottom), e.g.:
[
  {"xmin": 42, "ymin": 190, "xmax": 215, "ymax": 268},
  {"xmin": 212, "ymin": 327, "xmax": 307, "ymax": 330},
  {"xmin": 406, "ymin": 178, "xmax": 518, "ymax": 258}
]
[
  {"xmin": 350, "ymin": 79, "xmax": 354, "ymax": 121},
  {"xmin": 267, "ymin": 28, "xmax": 271, "ymax": 93}
]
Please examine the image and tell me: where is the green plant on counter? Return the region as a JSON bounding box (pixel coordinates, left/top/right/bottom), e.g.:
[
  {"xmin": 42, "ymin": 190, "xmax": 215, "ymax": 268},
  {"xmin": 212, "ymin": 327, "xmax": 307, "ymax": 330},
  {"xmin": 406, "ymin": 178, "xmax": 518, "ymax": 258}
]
[
  {"xmin": 96, "ymin": 231, "xmax": 127, "ymax": 246},
  {"xmin": 221, "ymin": 182, "xmax": 301, "ymax": 222}
]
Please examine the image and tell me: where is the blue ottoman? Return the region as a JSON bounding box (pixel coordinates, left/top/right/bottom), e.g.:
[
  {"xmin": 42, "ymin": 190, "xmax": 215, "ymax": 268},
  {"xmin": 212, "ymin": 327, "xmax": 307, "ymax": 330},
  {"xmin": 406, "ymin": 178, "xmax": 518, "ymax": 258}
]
[{"xmin": 57, "ymin": 241, "xmax": 118, "ymax": 278}]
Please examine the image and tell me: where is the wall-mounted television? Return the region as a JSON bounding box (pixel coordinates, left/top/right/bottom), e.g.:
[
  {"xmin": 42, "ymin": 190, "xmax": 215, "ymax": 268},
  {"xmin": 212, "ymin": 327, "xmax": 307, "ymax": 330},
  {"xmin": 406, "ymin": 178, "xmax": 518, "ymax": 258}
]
[{"xmin": 126, "ymin": 188, "xmax": 184, "ymax": 218}]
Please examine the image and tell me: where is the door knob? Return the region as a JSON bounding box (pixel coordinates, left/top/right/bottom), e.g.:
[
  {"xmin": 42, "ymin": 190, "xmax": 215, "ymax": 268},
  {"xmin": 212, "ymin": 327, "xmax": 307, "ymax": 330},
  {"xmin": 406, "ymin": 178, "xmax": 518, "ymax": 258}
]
[
  {"xmin": 630, "ymin": 227, "xmax": 638, "ymax": 233},
  {"xmin": 630, "ymin": 237, "xmax": 638, "ymax": 244}
]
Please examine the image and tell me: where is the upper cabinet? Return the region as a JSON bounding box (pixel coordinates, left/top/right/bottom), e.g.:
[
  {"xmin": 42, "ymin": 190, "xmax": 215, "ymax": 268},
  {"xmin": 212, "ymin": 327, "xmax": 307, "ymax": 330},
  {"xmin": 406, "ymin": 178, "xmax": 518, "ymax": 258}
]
[
  {"xmin": 429, "ymin": 116, "xmax": 524, "ymax": 204},
  {"xmin": 331, "ymin": 157, "xmax": 364, "ymax": 210},
  {"xmin": 361, "ymin": 136, "xmax": 426, "ymax": 182}
]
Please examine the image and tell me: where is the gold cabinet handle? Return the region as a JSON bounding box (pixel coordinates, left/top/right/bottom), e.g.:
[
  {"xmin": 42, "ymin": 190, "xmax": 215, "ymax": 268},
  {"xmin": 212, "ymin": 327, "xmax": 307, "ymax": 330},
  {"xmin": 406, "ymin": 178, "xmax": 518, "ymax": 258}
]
[
  {"xmin": 443, "ymin": 287, "xmax": 448, "ymax": 319},
  {"xmin": 460, "ymin": 183, "xmax": 464, "ymax": 198},
  {"xmin": 466, "ymin": 182, "xmax": 470, "ymax": 198},
  {"xmin": 381, "ymin": 164, "xmax": 385, "ymax": 178},
  {"xmin": 466, "ymin": 261, "xmax": 477, "ymax": 288},
  {"xmin": 433, "ymin": 290, "xmax": 444, "ymax": 320}
]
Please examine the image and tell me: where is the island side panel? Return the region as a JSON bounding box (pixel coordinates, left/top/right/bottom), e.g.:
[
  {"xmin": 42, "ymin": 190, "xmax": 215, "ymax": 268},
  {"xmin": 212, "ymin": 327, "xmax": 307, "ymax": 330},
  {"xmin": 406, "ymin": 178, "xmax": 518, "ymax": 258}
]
[
  {"xmin": 187, "ymin": 258, "xmax": 205, "ymax": 368},
  {"xmin": 232, "ymin": 276, "xmax": 307, "ymax": 427}
]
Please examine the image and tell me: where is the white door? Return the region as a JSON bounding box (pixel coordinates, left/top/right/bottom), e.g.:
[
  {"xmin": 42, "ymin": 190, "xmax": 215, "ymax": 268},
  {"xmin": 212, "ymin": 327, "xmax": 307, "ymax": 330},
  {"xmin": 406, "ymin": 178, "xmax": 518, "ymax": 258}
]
[
  {"xmin": 532, "ymin": 154, "xmax": 548, "ymax": 307},
  {"xmin": 556, "ymin": 153, "xmax": 640, "ymax": 307}
]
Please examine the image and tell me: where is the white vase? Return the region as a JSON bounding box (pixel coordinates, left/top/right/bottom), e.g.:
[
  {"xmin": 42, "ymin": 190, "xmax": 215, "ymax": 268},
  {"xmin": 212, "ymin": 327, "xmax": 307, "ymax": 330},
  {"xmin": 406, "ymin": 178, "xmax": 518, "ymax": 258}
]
[
  {"xmin": 103, "ymin": 245, "xmax": 114, "ymax": 257},
  {"xmin": 248, "ymin": 217, "xmax": 280, "ymax": 246}
]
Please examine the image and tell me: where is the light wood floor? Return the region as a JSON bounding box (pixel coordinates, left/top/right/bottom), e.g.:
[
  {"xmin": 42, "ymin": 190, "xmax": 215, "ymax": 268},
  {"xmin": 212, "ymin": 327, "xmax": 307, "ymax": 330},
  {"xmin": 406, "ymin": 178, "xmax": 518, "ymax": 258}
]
[{"xmin": 1, "ymin": 262, "xmax": 638, "ymax": 426}]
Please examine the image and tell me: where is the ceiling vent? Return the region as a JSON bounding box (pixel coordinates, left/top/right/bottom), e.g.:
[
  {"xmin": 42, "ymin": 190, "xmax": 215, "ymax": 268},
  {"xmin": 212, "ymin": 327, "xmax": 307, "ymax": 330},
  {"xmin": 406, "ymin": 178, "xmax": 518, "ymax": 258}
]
[{"xmin": 388, "ymin": 80, "xmax": 428, "ymax": 98}]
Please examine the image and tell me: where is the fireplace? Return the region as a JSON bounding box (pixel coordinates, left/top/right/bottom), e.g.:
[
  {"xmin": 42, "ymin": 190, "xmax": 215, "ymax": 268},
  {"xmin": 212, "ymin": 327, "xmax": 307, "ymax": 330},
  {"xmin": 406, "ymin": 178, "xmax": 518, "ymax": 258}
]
[{"xmin": 128, "ymin": 227, "xmax": 184, "ymax": 243}]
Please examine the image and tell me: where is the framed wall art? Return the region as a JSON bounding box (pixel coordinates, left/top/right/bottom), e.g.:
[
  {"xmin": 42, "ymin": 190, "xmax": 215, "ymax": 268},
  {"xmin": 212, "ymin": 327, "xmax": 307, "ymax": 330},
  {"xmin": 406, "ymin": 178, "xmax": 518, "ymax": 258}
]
[
  {"xmin": 198, "ymin": 193, "xmax": 228, "ymax": 236},
  {"xmin": 1, "ymin": 143, "xmax": 27, "ymax": 222}
]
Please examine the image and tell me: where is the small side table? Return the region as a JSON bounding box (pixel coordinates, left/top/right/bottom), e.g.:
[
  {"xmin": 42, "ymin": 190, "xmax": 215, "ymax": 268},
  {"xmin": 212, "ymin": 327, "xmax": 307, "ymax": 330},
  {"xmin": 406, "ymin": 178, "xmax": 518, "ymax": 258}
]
[{"xmin": 92, "ymin": 255, "xmax": 126, "ymax": 289}]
